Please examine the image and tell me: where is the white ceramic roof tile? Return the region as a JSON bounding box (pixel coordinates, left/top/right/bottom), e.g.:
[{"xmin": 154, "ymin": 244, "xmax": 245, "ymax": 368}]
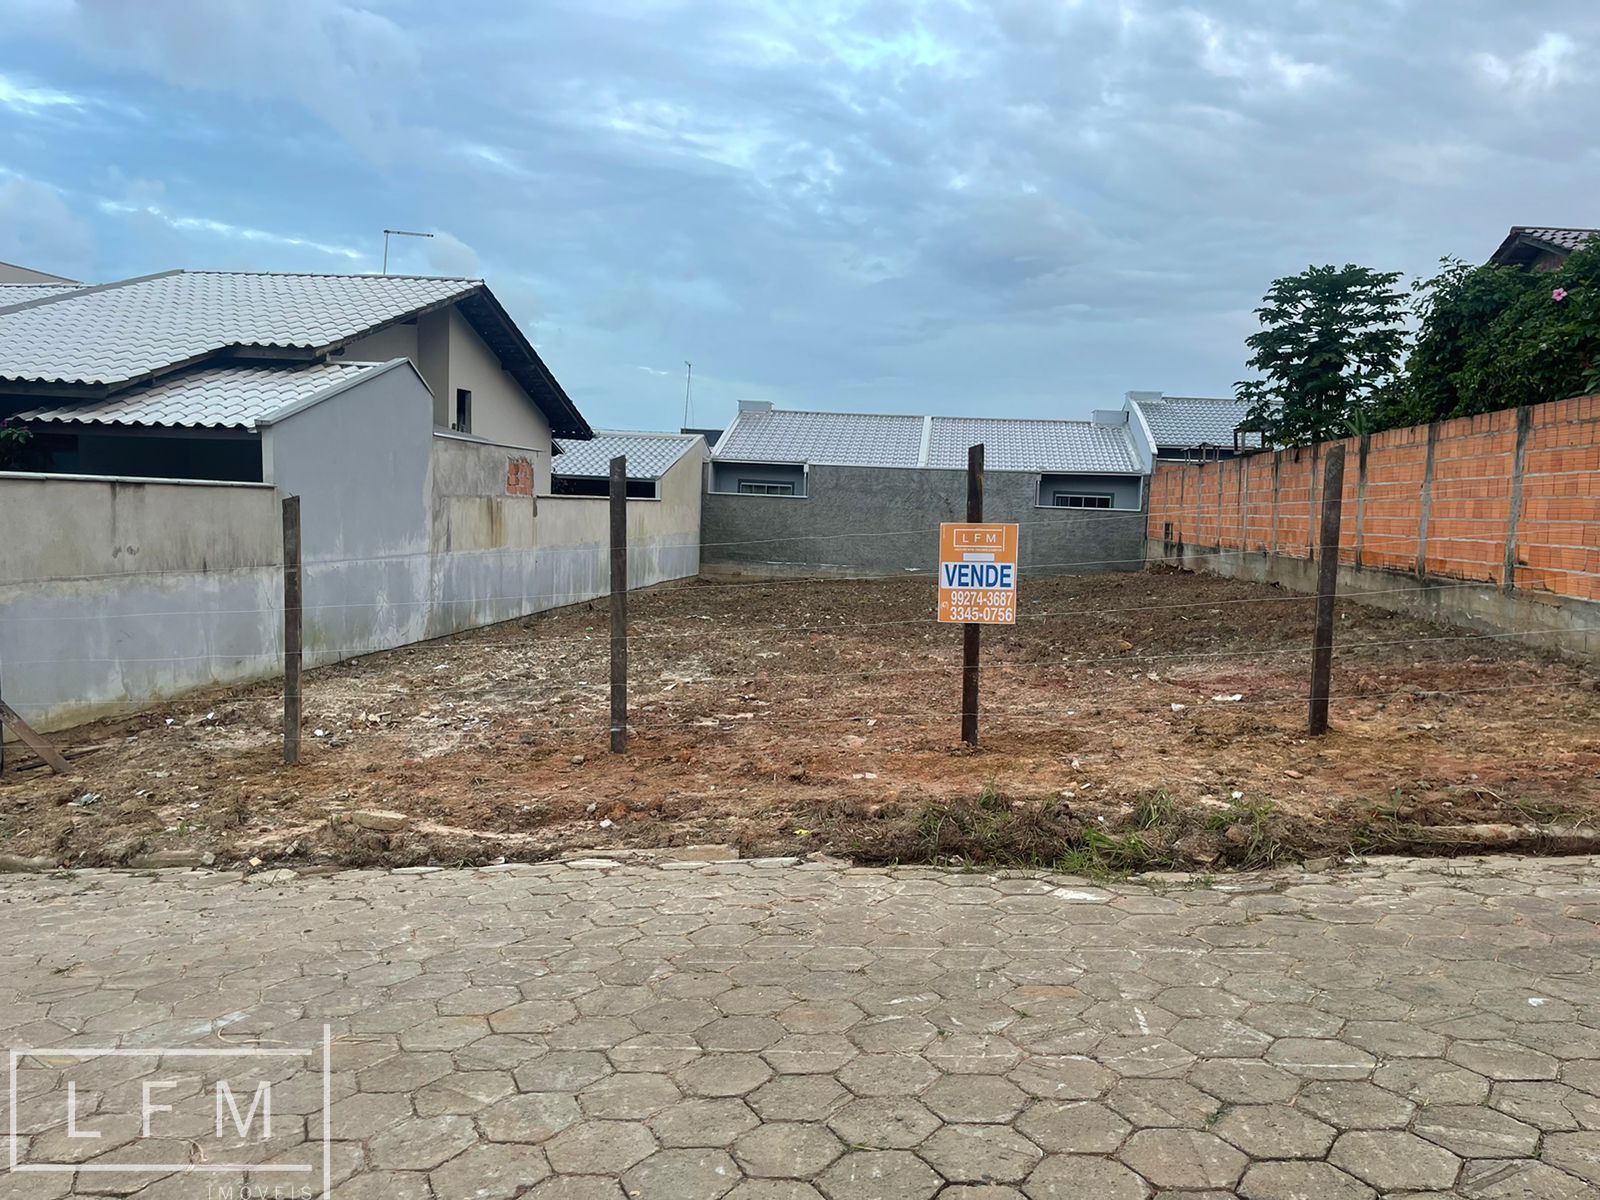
[
  {"xmin": 714, "ymin": 409, "xmax": 926, "ymax": 467},
  {"xmin": 1134, "ymin": 396, "xmax": 1262, "ymax": 449},
  {"xmin": 0, "ymin": 283, "xmax": 83, "ymax": 306},
  {"xmin": 0, "ymin": 270, "xmax": 477, "ymax": 386},
  {"xmin": 553, "ymin": 431, "xmax": 702, "ymax": 480},
  {"xmin": 927, "ymin": 416, "xmax": 1141, "ymax": 472},
  {"xmin": 713, "ymin": 408, "xmax": 1142, "ymax": 473},
  {"xmin": 17, "ymin": 361, "xmax": 384, "ymax": 428}
]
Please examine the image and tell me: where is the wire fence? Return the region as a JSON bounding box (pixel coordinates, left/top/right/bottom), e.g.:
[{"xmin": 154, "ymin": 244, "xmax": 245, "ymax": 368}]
[{"xmin": 2, "ymin": 446, "xmax": 1596, "ymax": 779}]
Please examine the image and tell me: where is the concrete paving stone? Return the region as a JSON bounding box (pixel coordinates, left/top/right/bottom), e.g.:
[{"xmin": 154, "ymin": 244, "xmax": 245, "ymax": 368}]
[
  {"xmin": 454, "ymin": 1031, "xmax": 550, "ymax": 1071},
  {"xmin": 316, "ymin": 1170, "xmax": 434, "ymax": 1200},
  {"xmin": 428, "ymin": 1141, "xmax": 550, "ymax": 1199},
  {"xmin": 849, "ymin": 1015, "xmax": 938, "ymax": 1054},
  {"xmin": 816, "ymin": 1149, "xmax": 943, "ymax": 1200},
  {"xmin": 544, "ymin": 1118, "xmax": 659, "ymax": 1174},
  {"xmin": 622, "ymin": 1149, "xmax": 740, "ymax": 1200},
  {"xmin": 1448, "ymin": 1041, "xmax": 1561, "ymax": 1081},
  {"xmin": 1563, "ymin": 1060, "xmax": 1600, "ymax": 1096},
  {"xmin": 1263, "ymin": 1038, "xmax": 1376, "ymax": 1080},
  {"xmin": 1373, "ymin": 1059, "xmax": 1493, "ymax": 1106},
  {"xmin": 677, "ymin": 1054, "xmax": 776, "ymax": 1097},
  {"xmin": 762, "ymin": 1034, "xmax": 859, "ymax": 1075},
  {"xmin": 918, "ymin": 1123, "xmax": 1042, "ymax": 1183},
  {"xmin": 516, "ymin": 1051, "xmax": 615, "ymax": 1093},
  {"xmin": 724, "ymin": 1183, "xmax": 823, "ymax": 1200},
  {"xmin": 747, "ymin": 1074, "xmax": 852, "ymax": 1121},
  {"xmin": 1090, "ymin": 1035, "xmax": 1195, "ymax": 1078},
  {"xmin": 1329, "ymin": 1131, "xmax": 1463, "ymax": 1191},
  {"xmin": 1105, "ymin": 1079, "xmax": 1221, "ymax": 1128},
  {"xmin": 366, "ymin": 1113, "xmax": 477, "ymax": 1169},
  {"xmin": 779, "ymin": 1001, "xmax": 866, "ymax": 1034},
  {"xmin": 1117, "ymin": 1128, "xmax": 1249, "ymax": 1190},
  {"xmin": 478, "ymin": 1091, "xmax": 582, "ymax": 1143},
  {"xmin": 827, "ymin": 1097, "xmax": 940, "ymax": 1149},
  {"xmin": 608, "ymin": 1033, "xmax": 703, "ymax": 1072},
  {"xmin": 1022, "ymin": 1155, "xmax": 1148, "ymax": 1200},
  {"xmin": 1460, "ymin": 1158, "xmax": 1600, "ymax": 1199},
  {"xmin": 330, "ymin": 1090, "xmax": 415, "ymax": 1139},
  {"xmin": 925, "ymin": 1034, "xmax": 1024, "ymax": 1075},
  {"xmin": 836, "ymin": 1054, "xmax": 940, "ymax": 1098},
  {"xmin": 354, "ymin": 1050, "xmax": 456, "ymax": 1093},
  {"xmin": 1488, "ymin": 1081, "xmax": 1585, "ymax": 1133},
  {"xmin": 1186, "ymin": 1059, "xmax": 1300, "ymax": 1104},
  {"xmin": 525, "ymin": 1178, "xmax": 628, "ymax": 1200},
  {"xmin": 577, "ymin": 1071, "xmax": 682, "ymax": 1119},
  {"xmin": 698, "ymin": 1016, "xmax": 787, "ymax": 1052},
  {"xmin": 1008, "ymin": 1056, "xmax": 1114, "ymax": 1100},
  {"xmin": 940, "ymin": 1188, "xmax": 1026, "ymax": 1200},
  {"xmin": 414, "ymin": 1067, "xmax": 517, "ymax": 1116},
  {"xmin": 1015, "ymin": 1100, "xmax": 1131, "ymax": 1154},
  {"xmin": 1414, "ymin": 1105, "xmax": 1542, "ymax": 1158},
  {"xmin": 733, "ymin": 1121, "xmax": 845, "ymax": 1178},
  {"xmin": 922, "ymin": 1075, "xmax": 1028, "ymax": 1123},
  {"xmin": 647, "ymin": 1097, "xmax": 761, "ymax": 1147},
  {"xmin": 1241, "ymin": 1004, "xmax": 1344, "ymax": 1040},
  {"xmin": 1237, "ymin": 1161, "xmax": 1376, "ymax": 1200},
  {"xmin": 1541, "ymin": 1132, "xmax": 1600, "ymax": 1184},
  {"xmin": 1294, "ymin": 1080, "xmax": 1416, "ymax": 1130},
  {"xmin": 1341, "ymin": 1019, "xmax": 1448, "ymax": 1058},
  {"xmin": 1213, "ymin": 1103, "xmax": 1337, "ymax": 1159}
]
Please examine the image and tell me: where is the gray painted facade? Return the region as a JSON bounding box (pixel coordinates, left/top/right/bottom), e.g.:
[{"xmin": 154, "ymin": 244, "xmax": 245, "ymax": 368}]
[{"xmin": 703, "ymin": 463, "xmax": 1146, "ymax": 578}]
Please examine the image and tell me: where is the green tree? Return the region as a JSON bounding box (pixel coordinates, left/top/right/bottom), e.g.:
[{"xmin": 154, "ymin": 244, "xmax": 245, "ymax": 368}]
[
  {"xmin": 1449, "ymin": 245, "xmax": 1600, "ymax": 416},
  {"xmin": 1380, "ymin": 257, "xmax": 1537, "ymax": 429},
  {"xmin": 0, "ymin": 419, "xmax": 34, "ymax": 470},
  {"xmin": 1235, "ymin": 264, "xmax": 1408, "ymax": 447}
]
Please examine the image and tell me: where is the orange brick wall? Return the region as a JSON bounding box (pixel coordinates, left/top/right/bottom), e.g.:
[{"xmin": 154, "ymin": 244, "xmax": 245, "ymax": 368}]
[{"xmin": 1147, "ymin": 394, "xmax": 1600, "ymax": 604}]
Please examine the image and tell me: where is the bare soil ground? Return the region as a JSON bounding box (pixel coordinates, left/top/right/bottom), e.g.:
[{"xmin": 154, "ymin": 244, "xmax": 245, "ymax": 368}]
[{"xmin": 3, "ymin": 569, "xmax": 1598, "ymax": 874}]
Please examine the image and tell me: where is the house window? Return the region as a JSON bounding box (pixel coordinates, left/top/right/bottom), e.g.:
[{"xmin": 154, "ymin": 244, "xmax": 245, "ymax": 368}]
[
  {"xmin": 1053, "ymin": 492, "xmax": 1113, "ymax": 509},
  {"xmin": 738, "ymin": 480, "xmax": 794, "ymax": 496},
  {"xmin": 453, "ymin": 388, "xmax": 472, "ymax": 434}
]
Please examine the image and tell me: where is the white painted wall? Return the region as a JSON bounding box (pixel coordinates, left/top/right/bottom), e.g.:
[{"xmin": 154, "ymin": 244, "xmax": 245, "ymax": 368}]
[{"xmin": 1, "ymin": 384, "xmax": 698, "ymax": 734}]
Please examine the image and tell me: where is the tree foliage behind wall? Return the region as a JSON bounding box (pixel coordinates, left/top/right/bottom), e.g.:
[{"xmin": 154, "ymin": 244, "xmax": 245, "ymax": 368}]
[
  {"xmin": 1236, "ymin": 248, "xmax": 1600, "ymax": 448},
  {"xmin": 1235, "ymin": 264, "xmax": 1408, "ymax": 447},
  {"xmin": 1386, "ymin": 247, "xmax": 1600, "ymax": 429}
]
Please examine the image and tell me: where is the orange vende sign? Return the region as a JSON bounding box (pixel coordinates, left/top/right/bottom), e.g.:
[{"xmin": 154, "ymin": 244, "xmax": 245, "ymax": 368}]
[{"xmin": 938, "ymin": 522, "xmax": 1019, "ymax": 625}]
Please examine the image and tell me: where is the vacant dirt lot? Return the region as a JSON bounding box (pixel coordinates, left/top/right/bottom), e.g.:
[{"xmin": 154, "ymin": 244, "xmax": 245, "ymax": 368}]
[{"xmin": 3, "ymin": 569, "xmax": 1598, "ymax": 873}]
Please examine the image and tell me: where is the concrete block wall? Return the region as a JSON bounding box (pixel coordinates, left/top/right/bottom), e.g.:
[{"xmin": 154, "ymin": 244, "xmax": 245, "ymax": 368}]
[
  {"xmin": 703, "ymin": 462, "xmax": 1147, "ymax": 578},
  {"xmin": 1147, "ymin": 393, "xmax": 1600, "ymax": 659}
]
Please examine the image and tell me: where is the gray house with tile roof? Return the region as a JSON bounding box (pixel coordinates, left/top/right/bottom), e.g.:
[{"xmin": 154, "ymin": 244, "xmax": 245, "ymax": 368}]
[
  {"xmin": 0, "ymin": 268, "xmax": 590, "ymax": 485},
  {"xmin": 1488, "ymin": 226, "xmax": 1597, "ymax": 272},
  {"xmin": 1123, "ymin": 391, "xmax": 1265, "ymax": 461},
  {"xmin": 701, "ymin": 400, "xmax": 1151, "ymax": 577}
]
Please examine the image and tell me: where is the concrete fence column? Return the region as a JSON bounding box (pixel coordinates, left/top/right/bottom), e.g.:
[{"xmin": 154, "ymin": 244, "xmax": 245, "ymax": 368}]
[
  {"xmin": 1416, "ymin": 422, "xmax": 1439, "ymax": 579},
  {"xmin": 1502, "ymin": 405, "xmax": 1532, "ymax": 593},
  {"xmin": 1354, "ymin": 433, "xmax": 1370, "ymax": 568}
]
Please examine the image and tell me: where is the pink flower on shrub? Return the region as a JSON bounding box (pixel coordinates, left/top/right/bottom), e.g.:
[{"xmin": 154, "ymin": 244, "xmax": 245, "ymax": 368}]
[{"xmin": 1552, "ymin": 287, "xmax": 1568, "ymax": 301}]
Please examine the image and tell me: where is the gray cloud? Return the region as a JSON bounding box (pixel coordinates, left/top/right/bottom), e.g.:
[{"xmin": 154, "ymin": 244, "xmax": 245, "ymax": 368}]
[{"xmin": 3, "ymin": 1, "xmax": 1598, "ymax": 427}]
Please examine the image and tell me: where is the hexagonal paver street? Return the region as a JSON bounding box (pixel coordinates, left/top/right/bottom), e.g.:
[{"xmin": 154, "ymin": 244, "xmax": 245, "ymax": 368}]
[{"xmin": 2, "ymin": 853, "xmax": 1599, "ymax": 1198}]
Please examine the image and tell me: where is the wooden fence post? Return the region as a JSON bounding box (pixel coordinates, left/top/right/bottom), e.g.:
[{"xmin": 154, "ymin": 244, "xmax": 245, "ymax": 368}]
[
  {"xmin": 609, "ymin": 456, "xmax": 628, "ymax": 754},
  {"xmin": 283, "ymin": 495, "xmax": 302, "ymax": 766},
  {"xmin": 961, "ymin": 444, "xmax": 984, "ymax": 747},
  {"xmin": 1308, "ymin": 445, "xmax": 1346, "ymax": 736}
]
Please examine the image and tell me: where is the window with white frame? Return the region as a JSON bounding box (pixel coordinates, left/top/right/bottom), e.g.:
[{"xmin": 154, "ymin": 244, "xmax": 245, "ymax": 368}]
[
  {"xmin": 738, "ymin": 480, "xmax": 795, "ymax": 496},
  {"xmin": 1053, "ymin": 492, "xmax": 1114, "ymax": 509}
]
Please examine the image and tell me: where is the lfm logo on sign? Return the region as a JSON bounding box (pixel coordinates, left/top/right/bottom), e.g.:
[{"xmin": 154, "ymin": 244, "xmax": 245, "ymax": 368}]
[
  {"xmin": 7, "ymin": 1028, "xmax": 334, "ymax": 1198},
  {"xmin": 937, "ymin": 522, "xmax": 1020, "ymax": 625}
]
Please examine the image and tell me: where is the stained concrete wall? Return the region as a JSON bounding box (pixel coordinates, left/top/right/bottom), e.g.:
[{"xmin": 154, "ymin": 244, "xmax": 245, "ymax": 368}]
[
  {"xmin": 702, "ymin": 463, "xmax": 1147, "ymax": 577},
  {"xmin": 1, "ymin": 373, "xmax": 700, "ymax": 734},
  {"xmin": 0, "ymin": 473, "xmax": 282, "ymax": 732}
]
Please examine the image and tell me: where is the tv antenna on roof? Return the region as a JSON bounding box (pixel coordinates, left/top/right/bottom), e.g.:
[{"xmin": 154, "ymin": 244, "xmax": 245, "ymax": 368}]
[
  {"xmin": 683, "ymin": 361, "xmax": 694, "ymax": 428},
  {"xmin": 382, "ymin": 228, "xmax": 433, "ymax": 275}
]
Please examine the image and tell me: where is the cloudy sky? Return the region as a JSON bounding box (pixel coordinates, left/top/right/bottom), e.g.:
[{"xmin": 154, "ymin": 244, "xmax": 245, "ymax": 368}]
[{"xmin": 2, "ymin": 2, "xmax": 1596, "ymax": 430}]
